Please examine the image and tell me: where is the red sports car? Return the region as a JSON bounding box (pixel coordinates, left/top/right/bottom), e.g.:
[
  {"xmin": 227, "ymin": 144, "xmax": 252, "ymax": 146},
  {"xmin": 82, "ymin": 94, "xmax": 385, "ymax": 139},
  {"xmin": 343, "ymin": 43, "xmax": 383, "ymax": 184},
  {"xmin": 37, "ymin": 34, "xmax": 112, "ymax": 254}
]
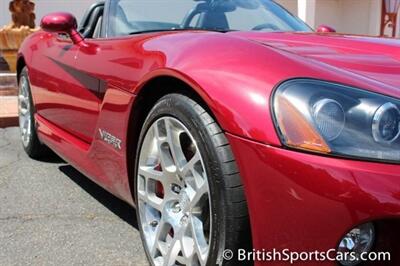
[{"xmin": 17, "ymin": 0, "xmax": 400, "ymax": 265}]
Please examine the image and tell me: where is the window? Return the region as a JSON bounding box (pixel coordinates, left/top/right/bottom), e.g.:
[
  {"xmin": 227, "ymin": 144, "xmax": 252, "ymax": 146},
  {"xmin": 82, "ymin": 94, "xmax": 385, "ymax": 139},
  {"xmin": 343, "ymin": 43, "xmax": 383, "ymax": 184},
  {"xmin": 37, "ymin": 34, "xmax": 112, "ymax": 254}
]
[{"xmin": 107, "ymin": 0, "xmax": 311, "ymax": 37}]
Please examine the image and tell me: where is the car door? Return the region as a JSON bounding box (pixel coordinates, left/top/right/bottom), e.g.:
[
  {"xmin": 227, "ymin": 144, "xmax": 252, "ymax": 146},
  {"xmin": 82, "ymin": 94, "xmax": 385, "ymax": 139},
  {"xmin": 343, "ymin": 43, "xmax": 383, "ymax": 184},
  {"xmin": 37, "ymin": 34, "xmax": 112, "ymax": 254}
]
[
  {"xmin": 44, "ymin": 3, "xmax": 108, "ymax": 143},
  {"xmin": 30, "ymin": 31, "xmax": 100, "ymax": 143},
  {"xmin": 52, "ymin": 44, "xmax": 101, "ymax": 144}
]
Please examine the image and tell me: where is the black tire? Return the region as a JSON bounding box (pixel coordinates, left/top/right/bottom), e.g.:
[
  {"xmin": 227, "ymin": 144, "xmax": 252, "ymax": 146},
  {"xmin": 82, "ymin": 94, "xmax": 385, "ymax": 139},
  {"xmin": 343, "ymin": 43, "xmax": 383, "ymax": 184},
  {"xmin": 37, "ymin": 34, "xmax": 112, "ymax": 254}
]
[
  {"xmin": 18, "ymin": 67, "xmax": 50, "ymax": 159},
  {"xmin": 135, "ymin": 93, "xmax": 252, "ymax": 265}
]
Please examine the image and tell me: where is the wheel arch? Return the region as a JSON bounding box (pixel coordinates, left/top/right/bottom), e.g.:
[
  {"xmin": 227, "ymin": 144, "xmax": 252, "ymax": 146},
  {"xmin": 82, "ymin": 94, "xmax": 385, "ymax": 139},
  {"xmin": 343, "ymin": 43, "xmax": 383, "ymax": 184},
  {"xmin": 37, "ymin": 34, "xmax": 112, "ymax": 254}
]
[
  {"xmin": 125, "ymin": 73, "xmax": 254, "ymax": 256},
  {"xmin": 16, "ymin": 55, "xmax": 26, "ymax": 84},
  {"xmin": 126, "ymin": 74, "xmax": 219, "ymax": 204}
]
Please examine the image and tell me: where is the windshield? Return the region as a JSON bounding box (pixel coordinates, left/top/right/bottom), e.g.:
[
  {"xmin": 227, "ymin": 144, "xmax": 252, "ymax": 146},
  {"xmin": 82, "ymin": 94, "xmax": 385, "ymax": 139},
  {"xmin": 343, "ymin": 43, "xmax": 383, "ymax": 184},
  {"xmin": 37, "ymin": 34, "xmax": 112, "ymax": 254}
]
[{"xmin": 107, "ymin": 0, "xmax": 311, "ymax": 37}]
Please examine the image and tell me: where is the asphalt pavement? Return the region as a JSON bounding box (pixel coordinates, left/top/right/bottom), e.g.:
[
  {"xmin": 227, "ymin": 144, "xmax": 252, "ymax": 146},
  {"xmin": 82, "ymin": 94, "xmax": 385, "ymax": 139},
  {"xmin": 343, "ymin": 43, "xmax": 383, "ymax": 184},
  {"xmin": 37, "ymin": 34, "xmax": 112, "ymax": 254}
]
[{"xmin": 0, "ymin": 127, "xmax": 149, "ymax": 266}]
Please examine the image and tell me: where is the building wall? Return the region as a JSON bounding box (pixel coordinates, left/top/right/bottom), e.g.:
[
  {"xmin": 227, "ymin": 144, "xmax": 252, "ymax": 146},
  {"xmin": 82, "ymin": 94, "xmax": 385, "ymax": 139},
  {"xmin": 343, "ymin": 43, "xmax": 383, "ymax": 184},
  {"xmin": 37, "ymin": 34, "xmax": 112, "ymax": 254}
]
[
  {"xmin": 314, "ymin": 0, "xmax": 341, "ymax": 30},
  {"xmin": 341, "ymin": 0, "xmax": 380, "ymax": 35},
  {"xmin": 296, "ymin": 0, "xmax": 383, "ymax": 36},
  {"xmin": 0, "ymin": 0, "xmax": 98, "ymax": 27},
  {"xmin": 275, "ymin": 0, "xmax": 298, "ymax": 15},
  {"xmin": 298, "ymin": 0, "xmax": 316, "ymax": 28}
]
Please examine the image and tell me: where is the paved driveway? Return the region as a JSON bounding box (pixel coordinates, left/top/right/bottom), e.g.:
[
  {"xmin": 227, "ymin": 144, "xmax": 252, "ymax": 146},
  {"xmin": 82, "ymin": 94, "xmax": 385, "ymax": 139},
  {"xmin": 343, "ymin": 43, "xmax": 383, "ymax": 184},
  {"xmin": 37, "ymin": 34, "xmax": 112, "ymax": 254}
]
[{"xmin": 0, "ymin": 127, "xmax": 149, "ymax": 266}]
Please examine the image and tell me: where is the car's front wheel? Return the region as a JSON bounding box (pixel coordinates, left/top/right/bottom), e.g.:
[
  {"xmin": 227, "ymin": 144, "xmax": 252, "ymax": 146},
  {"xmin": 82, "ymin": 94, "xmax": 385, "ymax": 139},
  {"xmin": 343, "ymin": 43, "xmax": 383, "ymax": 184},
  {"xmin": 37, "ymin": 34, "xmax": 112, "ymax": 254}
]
[{"xmin": 135, "ymin": 94, "xmax": 251, "ymax": 266}]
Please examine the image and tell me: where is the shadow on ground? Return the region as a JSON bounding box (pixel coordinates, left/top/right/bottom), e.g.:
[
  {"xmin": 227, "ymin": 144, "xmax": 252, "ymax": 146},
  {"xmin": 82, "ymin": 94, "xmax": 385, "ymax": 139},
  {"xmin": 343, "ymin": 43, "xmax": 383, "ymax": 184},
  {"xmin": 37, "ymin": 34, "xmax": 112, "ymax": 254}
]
[
  {"xmin": 38, "ymin": 150, "xmax": 66, "ymax": 164},
  {"xmin": 59, "ymin": 165, "xmax": 139, "ymax": 229}
]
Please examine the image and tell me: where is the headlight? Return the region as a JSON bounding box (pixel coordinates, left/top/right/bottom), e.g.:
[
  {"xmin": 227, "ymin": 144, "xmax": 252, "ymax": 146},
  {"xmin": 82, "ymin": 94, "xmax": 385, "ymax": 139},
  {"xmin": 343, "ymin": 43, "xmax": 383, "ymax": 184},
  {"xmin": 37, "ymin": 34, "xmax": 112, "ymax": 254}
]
[
  {"xmin": 272, "ymin": 79, "xmax": 400, "ymax": 162},
  {"xmin": 338, "ymin": 223, "xmax": 375, "ymax": 266}
]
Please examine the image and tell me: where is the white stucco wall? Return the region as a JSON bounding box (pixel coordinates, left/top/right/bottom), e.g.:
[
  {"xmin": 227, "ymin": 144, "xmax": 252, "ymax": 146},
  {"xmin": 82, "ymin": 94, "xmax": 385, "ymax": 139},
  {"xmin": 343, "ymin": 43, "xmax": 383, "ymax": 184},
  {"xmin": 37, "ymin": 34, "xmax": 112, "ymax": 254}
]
[
  {"xmin": 323, "ymin": 0, "xmax": 381, "ymax": 35},
  {"xmin": 0, "ymin": 0, "xmax": 98, "ymax": 27},
  {"xmin": 314, "ymin": 0, "xmax": 341, "ymax": 30},
  {"xmin": 296, "ymin": 0, "xmax": 382, "ymax": 36},
  {"xmin": 298, "ymin": 0, "xmax": 316, "ymax": 28}
]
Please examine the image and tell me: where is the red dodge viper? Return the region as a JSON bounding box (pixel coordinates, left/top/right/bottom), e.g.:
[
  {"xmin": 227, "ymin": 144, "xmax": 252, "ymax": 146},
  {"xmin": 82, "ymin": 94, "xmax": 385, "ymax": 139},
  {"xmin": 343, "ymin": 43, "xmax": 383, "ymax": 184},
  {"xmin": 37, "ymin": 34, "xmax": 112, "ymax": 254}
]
[{"xmin": 17, "ymin": 0, "xmax": 400, "ymax": 265}]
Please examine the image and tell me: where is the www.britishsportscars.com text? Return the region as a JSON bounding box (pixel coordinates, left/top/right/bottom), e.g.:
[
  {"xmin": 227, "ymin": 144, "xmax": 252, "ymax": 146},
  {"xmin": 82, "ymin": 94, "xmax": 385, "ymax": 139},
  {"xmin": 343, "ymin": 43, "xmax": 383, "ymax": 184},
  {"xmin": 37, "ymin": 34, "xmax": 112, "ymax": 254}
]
[{"xmin": 222, "ymin": 248, "xmax": 391, "ymax": 264}]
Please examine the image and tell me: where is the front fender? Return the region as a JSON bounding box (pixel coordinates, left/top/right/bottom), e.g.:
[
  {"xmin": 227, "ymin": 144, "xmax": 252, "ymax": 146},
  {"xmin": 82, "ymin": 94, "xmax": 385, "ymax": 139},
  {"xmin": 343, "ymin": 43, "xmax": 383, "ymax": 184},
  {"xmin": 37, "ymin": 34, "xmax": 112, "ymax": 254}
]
[
  {"xmin": 134, "ymin": 32, "xmax": 330, "ymax": 146},
  {"xmin": 133, "ymin": 32, "xmax": 289, "ymax": 145}
]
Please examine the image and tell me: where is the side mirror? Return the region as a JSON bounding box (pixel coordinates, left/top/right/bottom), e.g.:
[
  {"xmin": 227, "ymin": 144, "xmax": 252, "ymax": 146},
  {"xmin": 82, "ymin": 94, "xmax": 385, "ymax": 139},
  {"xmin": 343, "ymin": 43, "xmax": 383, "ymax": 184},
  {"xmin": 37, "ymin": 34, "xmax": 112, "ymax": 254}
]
[
  {"xmin": 41, "ymin": 12, "xmax": 85, "ymax": 45},
  {"xmin": 316, "ymin": 24, "xmax": 336, "ymax": 33}
]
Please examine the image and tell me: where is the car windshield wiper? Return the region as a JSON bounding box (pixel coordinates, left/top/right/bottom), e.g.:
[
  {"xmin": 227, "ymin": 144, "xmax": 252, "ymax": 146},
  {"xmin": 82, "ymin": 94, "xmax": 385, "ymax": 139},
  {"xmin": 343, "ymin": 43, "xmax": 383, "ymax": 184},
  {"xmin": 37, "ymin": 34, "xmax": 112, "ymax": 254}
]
[{"xmin": 129, "ymin": 28, "xmax": 233, "ymax": 35}]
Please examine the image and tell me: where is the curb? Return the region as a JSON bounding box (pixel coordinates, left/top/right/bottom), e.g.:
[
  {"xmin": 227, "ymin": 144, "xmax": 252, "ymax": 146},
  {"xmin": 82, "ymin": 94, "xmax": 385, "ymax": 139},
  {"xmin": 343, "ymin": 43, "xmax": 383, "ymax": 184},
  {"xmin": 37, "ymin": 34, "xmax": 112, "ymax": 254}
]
[
  {"xmin": 0, "ymin": 87, "xmax": 17, "ymax": 96},
  {"xmin": 0, "ymin": 73, "xmax": 17, "ymax": 91},
  {"xmin": 0, "ymin": 115, "xmax": 18, "ymax": 128}
]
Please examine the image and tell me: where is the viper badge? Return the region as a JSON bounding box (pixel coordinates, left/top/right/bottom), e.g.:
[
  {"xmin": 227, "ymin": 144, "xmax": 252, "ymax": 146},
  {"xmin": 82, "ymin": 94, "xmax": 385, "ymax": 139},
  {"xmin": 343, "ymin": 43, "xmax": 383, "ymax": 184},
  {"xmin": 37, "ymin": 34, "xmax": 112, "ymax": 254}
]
[{"xmin": 99, "ymin": 129, "xmax": 122, "ymax": 150}]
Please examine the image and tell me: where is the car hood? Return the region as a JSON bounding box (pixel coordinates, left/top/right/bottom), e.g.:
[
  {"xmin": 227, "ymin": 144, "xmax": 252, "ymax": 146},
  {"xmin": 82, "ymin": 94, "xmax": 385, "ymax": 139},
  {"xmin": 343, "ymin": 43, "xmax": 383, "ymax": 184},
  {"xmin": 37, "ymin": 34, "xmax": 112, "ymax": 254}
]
[{"xmin": 228, "ymin": 32, "xmax": 400, "ymax": 89}]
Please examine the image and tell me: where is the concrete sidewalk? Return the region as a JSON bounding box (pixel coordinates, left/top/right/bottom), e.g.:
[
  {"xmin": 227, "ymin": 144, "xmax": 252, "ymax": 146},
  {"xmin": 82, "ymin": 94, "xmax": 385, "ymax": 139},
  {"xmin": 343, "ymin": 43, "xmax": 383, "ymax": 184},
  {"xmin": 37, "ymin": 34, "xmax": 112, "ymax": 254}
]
[{"xmin": 0, "ymin": 73, "xmax": 18, "ymax": 128}]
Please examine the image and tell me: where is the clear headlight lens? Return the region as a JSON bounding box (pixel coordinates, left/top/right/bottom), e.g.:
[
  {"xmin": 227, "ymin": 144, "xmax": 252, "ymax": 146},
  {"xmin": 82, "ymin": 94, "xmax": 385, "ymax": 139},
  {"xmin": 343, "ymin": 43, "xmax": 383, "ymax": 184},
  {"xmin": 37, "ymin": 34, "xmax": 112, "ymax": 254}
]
[
  {"xmin": 372, "ymin": 102, "xmax": 400, "ymax": 143},
  {"xmin": 272, "ymin": 79, "xmax": 400, "ymax": 162},
  {"xmin": 313, "ymin": 99, "xmax": 346, "ymax": 141}
]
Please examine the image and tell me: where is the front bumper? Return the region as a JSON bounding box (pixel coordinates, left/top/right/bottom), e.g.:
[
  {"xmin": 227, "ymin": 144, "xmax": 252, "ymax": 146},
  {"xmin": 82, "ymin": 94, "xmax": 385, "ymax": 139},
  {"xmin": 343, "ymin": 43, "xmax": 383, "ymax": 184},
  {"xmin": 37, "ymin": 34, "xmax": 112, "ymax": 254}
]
[{"xmin": 227, "ymin": 133, "xmax": 400, "ymax": 265}]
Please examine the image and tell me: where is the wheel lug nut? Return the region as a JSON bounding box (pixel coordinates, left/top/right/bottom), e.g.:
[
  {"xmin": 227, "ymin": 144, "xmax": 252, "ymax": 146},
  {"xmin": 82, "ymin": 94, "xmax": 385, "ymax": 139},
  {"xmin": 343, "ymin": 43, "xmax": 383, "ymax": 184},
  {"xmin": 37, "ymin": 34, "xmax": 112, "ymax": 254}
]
[
  {"xmin": 180, "ymin": 215, "xmax": 188, "ymax": 225},
  {"xmin": 172, "ymin": 202, "xmax": 181, "ymax": 213},
  {"xmin": 171, "ymin": 184, "xmax": 181, "ymax": 194},
  {"xmin": 149, "ymin": 220, "xmax": 158, "ymax": 227}
]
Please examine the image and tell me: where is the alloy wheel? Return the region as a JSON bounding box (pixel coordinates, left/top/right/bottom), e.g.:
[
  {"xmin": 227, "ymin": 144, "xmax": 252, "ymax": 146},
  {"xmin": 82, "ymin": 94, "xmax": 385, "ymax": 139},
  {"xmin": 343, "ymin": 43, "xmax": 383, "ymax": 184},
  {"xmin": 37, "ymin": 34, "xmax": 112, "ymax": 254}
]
[
  {"xmin": 137, "ymin": 116, "xmax": 211, "ymax": 266},
  {"xmin": 18, "ymin": 76, "xmax": 32, "ymax": 148}
]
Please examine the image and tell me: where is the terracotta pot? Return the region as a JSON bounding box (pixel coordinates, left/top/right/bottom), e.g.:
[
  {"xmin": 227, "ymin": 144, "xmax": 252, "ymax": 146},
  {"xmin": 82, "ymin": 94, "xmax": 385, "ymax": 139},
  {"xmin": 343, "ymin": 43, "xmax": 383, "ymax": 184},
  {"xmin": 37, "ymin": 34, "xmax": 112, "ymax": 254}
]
[
  {"xmin": 0, "ymin": 26, "xmax": 38, "ymax": 50},
  {"xmin": 0, "ymin": 26, "xmax": 39, "ymax": 73}
]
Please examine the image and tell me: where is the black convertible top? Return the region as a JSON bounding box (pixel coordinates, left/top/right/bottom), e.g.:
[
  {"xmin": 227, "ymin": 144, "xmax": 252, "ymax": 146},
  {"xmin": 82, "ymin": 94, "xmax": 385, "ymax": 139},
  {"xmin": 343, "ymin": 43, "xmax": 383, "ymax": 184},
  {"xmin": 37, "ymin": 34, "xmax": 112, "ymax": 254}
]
[{"xmin": 78, "ymin": 1, "xmax": 105, "ymax": 38}]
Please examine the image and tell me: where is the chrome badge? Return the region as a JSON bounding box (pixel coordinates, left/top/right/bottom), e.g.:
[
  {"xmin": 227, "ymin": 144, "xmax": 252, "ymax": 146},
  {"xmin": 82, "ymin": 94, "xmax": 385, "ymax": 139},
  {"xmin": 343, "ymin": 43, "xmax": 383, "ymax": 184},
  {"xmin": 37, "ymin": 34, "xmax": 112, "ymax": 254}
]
[{"xmin": 99, "ymin": 129, "xmax": 122, "ymax": 150}]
